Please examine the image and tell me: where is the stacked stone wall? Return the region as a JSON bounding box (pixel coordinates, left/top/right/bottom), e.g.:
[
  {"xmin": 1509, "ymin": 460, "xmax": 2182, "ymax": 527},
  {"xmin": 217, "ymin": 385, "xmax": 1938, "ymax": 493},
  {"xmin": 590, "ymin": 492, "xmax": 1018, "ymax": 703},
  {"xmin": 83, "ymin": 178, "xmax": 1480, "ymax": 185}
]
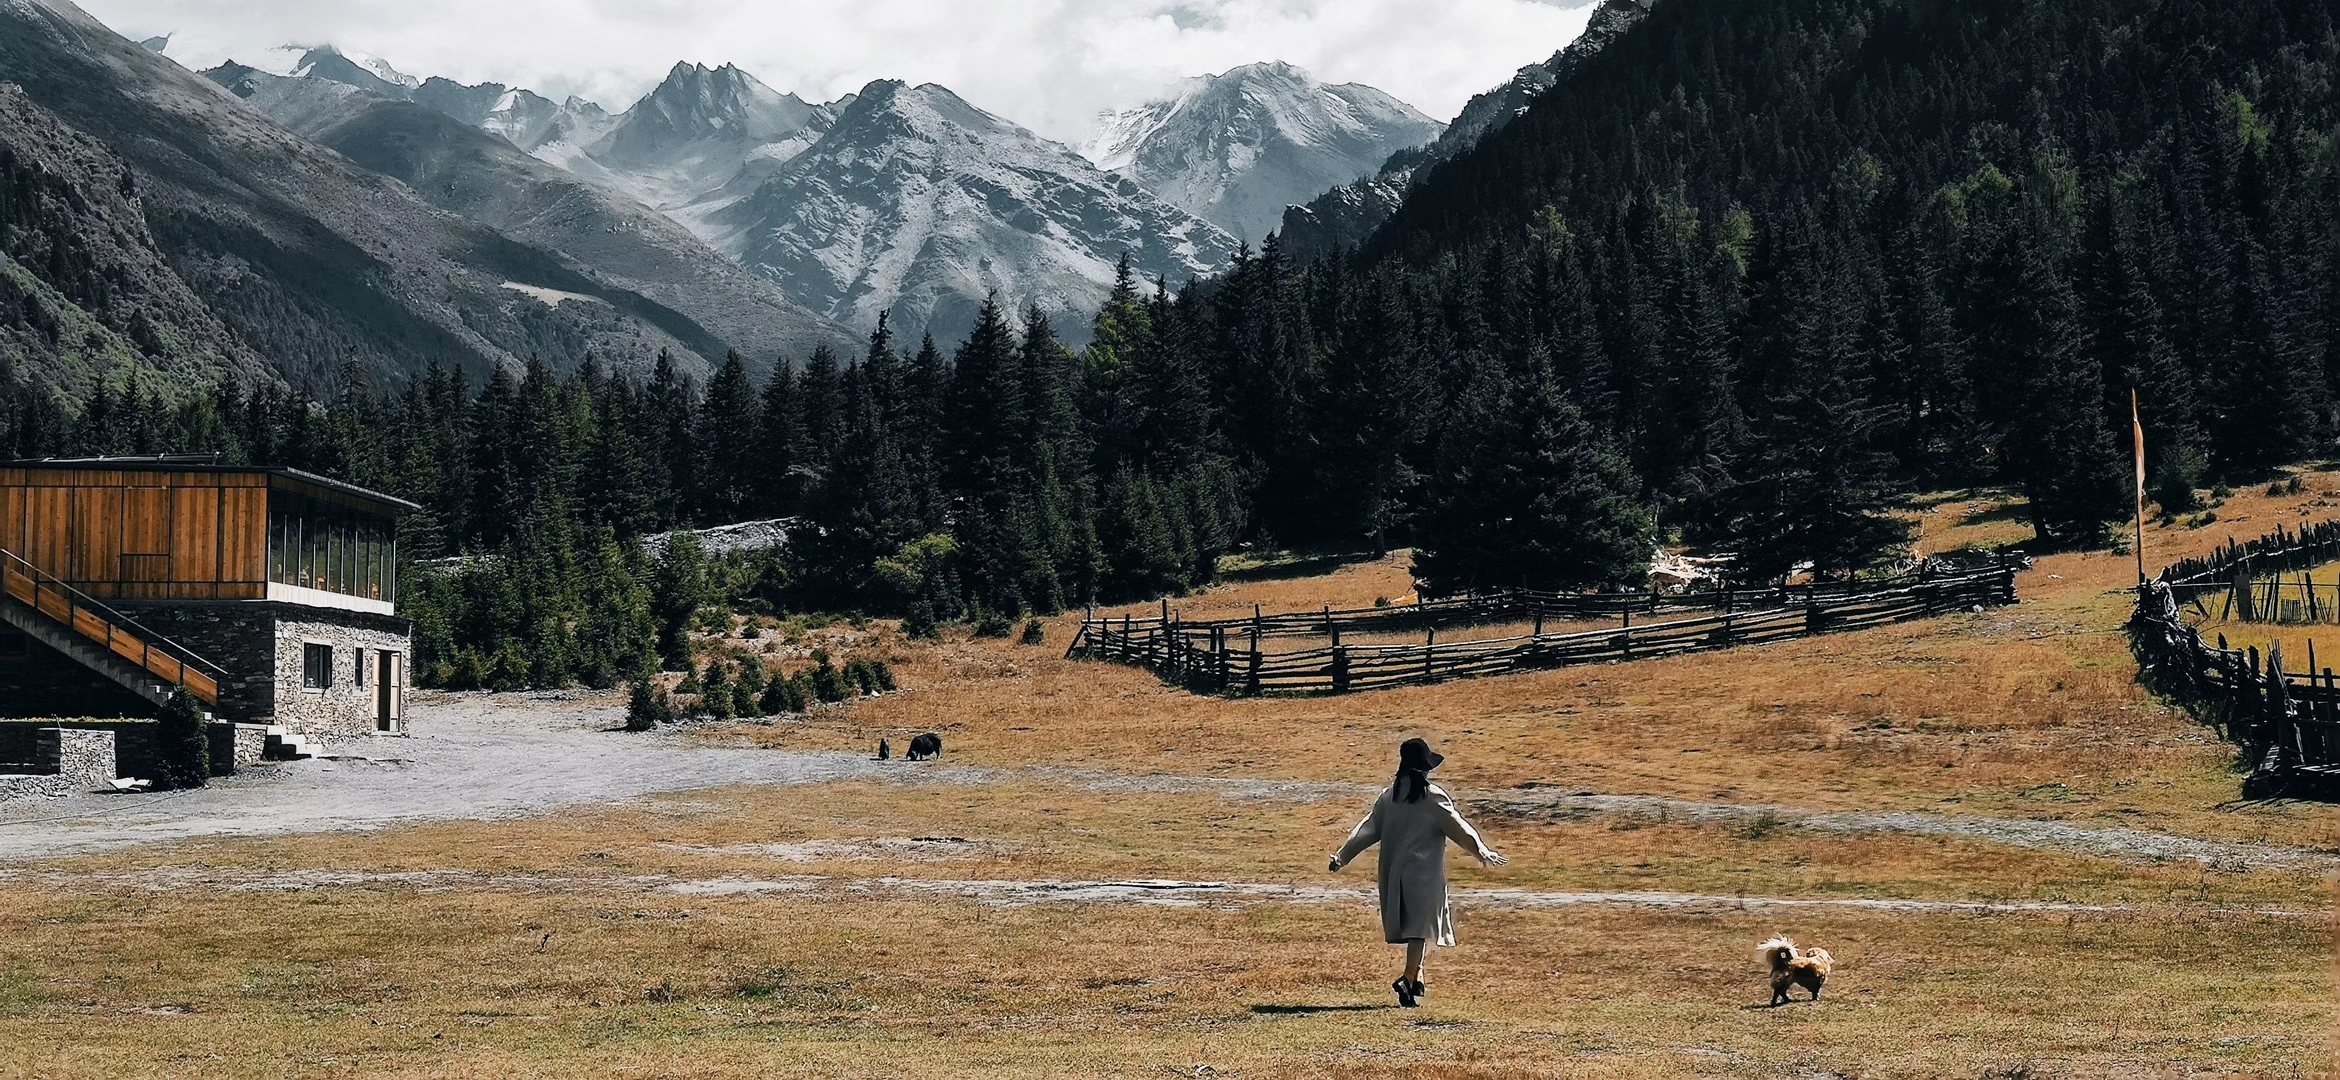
[
  {"xmin": 0, "ymin": 728, "xmax": 116, "ymax": 800},
  {"xmin": 272, "ymin": 617, "xmax": 412, "ymax": 740}
]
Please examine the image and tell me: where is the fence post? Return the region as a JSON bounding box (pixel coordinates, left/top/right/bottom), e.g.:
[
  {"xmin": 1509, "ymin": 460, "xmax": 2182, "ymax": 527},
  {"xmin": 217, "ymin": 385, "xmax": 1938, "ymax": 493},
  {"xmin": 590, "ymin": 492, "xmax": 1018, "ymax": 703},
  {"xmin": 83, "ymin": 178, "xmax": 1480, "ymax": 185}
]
[
  {"xmin": 1424, "ymin": 628, "xmax": 1436, "ymax": 683},
  {"xmin": 1332, "ymin": 646, "xmax": 1350, "ymax": 693},
  {"xmin": 1246, "ymin": 646, "xmax": 1262, "ymax": 697}
]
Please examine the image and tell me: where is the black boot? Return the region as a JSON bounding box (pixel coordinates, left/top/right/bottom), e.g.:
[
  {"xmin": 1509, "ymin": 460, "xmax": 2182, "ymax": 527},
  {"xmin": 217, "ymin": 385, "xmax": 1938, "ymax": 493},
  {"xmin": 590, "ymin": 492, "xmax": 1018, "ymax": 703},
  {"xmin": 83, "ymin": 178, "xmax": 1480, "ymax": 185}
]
[{"xmin": 1392, "ymin": 978, "xmax": 1418, "ymax": 1008}]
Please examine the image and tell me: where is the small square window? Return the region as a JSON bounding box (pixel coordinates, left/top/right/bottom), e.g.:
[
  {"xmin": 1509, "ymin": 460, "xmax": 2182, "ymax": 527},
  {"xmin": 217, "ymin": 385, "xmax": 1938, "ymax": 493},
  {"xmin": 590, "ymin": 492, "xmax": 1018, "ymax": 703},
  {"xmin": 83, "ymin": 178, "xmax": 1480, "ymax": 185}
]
[{"xmin": 303, "ymin": 643, "xmax": 334, "ymax": 690}]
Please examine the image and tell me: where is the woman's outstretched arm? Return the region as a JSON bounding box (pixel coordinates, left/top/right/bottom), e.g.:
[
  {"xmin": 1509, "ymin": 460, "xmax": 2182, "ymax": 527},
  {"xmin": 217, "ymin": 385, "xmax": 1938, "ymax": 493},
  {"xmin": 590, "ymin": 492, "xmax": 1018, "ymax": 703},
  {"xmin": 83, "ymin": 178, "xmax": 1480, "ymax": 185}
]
[
  {"xmin": 1431, "ymin": 787, "xmax": 1507, "ymax": 866},
  {"xmin": 1328, "ymin": 797, "xmax": 1386, "ymax": 871}
]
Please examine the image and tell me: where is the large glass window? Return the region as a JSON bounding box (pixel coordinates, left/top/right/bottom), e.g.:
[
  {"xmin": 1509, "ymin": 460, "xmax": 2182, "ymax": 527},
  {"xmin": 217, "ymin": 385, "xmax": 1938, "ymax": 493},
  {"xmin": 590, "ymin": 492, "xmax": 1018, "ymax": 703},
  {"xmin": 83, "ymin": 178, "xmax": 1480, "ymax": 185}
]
[{"xmin": 267, "ymin": 492, "xmax": 398, "ymax": 604}]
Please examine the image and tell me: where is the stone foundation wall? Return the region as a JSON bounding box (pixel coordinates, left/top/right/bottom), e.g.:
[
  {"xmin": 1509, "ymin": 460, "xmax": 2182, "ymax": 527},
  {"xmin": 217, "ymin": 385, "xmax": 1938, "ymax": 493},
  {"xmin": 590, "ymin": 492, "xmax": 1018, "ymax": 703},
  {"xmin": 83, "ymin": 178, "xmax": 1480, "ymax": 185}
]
[
  {"xmin": 114, "ymin": 603, "xmax": 412, "ymax": 737},
  {"xmin": 0, "ymin": 720, "xmax": 156, "ymax": 778},
  {"xmin": 111, "ymin": 605, "xmax": 280, "ymax": 722},
  {"xmin": 272, "ymin": 617, "xmax": 412, "ymax": 740},
  {"xmin": 0, "ymin": 728, "xmax": 116, "ymax": 800},
  {"xmin": 204, "ymin": 722, "xmax": 268, "ymax": 774}
]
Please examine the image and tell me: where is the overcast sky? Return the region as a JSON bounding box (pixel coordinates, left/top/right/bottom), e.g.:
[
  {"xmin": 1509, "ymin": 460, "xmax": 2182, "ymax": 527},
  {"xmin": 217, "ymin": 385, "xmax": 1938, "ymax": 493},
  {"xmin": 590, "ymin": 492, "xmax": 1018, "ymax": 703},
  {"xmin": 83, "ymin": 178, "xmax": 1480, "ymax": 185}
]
[{"xmin": 80, "ymin": 0, "xmax": 1599, "ymax": 142}]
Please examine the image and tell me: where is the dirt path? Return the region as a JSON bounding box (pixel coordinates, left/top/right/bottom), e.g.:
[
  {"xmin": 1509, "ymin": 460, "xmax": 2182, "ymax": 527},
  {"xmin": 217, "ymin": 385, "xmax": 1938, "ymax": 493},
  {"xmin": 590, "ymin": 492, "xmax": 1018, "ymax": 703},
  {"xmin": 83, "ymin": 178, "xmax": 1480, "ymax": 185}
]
[
  {"xmin": 0, "ymin": 692, "xmax": 2329, "ymax": 875},
  {"xmin": 0, "ymin": 863, "xmax": 2312, "ymax": 919},
  {"xmin": 1032, "ymin": 769, "xmax": 2340, "ymax": 874},
  {"xmin": 1474, "ymin": 790, "xmax": 2340, "ymax": 874}
]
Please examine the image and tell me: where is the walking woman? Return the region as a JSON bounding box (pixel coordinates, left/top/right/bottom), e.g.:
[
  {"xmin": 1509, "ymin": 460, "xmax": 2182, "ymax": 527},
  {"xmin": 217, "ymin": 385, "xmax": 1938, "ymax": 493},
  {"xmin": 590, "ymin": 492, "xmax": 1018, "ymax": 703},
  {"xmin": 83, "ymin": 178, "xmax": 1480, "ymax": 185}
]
[{"xmin": 1328, "ymin": 738, "xmax": 1506, "ymax": 1008}]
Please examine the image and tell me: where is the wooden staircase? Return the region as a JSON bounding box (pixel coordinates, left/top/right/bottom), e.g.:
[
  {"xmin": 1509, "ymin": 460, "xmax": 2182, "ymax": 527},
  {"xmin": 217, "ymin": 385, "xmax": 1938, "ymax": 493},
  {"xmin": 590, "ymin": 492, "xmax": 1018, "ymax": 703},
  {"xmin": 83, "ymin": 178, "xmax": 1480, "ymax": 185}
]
[{"xmin": 0, "ymin": 545, "xmax": 227, "ymax": 714}]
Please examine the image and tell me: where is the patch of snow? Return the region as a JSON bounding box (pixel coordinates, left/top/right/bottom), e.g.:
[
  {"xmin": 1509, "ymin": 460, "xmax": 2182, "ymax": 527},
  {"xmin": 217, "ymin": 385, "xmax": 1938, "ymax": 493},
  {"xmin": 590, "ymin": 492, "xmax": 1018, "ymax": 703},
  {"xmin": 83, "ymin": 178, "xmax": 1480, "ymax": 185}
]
[{"xmin": 499, "ymin": 282, "xmax": 604, "ymax": 307}]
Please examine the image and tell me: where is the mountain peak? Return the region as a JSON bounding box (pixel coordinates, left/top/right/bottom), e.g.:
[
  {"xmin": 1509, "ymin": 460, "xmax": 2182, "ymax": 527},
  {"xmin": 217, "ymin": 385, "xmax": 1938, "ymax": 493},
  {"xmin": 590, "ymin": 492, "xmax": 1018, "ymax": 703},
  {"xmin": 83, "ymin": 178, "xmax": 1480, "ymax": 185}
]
[
  {"xmin": 288, "ymin": 44, "xmax": 417, "ymax": 94},
  {"xmin": 1084, "ymin": 61, "xmax": 1442, "ymax": 243},
  {"xmin": 715, "ymin": 75, "xmax": 1235, "ymax": 345}
]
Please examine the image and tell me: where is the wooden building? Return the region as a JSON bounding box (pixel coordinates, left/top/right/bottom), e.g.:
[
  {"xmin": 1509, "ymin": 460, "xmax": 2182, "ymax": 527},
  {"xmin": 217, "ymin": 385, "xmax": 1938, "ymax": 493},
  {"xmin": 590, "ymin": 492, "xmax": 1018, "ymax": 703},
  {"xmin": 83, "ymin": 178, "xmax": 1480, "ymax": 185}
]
[{"xmin": 0, "ymin": 457, "xmax": 416, "ymax": 740}]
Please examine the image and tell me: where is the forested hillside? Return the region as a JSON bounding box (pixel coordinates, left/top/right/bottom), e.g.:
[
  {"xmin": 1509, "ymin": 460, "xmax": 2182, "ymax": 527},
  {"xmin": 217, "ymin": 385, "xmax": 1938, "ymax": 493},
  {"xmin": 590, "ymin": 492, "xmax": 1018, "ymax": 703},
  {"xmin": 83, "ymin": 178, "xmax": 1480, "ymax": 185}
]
[
  {"xmin": 1364, "ymin": 0, "xmax": 2339, "ymax": 560},
  {"xmin": 1, "ymin": 0, "xmax": 2333, "ymax": 688},
  {"xmin": 0, "ymin": 85, "xmax": 265, "ymax": 399}
]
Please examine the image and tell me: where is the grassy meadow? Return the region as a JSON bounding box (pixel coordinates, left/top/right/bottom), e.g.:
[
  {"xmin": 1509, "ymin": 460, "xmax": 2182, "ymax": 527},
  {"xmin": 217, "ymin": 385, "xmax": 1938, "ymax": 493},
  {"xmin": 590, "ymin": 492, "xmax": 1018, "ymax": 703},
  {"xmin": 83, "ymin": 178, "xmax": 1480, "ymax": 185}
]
[{"xmin": 2, "ymin": 480, "xmax": 2337, "ymax": 1077}]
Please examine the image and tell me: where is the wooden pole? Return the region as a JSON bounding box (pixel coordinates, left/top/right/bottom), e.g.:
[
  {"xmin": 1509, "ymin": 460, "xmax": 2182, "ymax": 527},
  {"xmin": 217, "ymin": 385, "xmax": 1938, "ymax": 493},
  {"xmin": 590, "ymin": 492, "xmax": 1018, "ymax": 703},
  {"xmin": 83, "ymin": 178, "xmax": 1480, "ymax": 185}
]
[{"xmin": 2131, "ymin": 389, "xmax": 2148, "ymax": 586}]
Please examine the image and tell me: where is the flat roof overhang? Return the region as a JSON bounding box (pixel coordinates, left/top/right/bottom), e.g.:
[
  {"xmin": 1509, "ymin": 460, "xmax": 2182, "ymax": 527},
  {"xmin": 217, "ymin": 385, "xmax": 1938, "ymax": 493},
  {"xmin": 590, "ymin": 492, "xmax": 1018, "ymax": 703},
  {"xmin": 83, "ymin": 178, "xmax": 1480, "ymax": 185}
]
[{"xmin": 8, "ymin": 456, "xmax": 421, "ymax": 517}]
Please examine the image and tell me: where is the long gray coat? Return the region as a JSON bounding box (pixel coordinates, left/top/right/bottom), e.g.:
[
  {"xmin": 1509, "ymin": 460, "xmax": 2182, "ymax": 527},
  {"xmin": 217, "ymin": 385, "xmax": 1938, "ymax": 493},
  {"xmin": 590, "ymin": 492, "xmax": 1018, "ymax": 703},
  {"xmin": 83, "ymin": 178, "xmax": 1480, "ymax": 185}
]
[{"xmin": 1331, "ymin": 782, "xmax": 1494, "ymax": 946}]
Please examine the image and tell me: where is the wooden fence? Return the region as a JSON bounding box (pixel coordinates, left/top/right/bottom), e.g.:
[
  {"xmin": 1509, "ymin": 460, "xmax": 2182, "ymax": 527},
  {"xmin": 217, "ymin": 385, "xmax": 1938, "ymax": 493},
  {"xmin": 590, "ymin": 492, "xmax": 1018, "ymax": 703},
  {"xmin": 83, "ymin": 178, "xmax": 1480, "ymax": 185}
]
[
  {"xmin": 2134, "ymin": 518, "xmax": 2340, "ymax": 797},
  {"xmin": 1069, "ymin": 563, "xmax": 2020, "ymax": 697}
]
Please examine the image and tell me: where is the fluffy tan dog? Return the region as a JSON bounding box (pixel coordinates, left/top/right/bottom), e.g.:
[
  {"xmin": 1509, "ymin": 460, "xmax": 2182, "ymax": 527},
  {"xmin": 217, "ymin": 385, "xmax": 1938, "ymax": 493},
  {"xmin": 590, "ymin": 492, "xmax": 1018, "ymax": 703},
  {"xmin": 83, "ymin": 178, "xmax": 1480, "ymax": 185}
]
[{"xmin": 1758, "ymin": 937, "xmax": 1833, "ymax": 1005}]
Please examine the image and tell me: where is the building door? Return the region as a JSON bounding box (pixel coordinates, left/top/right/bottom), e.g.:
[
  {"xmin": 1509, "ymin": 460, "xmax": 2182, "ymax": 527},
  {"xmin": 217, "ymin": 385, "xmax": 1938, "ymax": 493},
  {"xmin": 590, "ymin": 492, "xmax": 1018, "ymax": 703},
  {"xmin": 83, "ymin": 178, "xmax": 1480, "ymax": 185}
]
[{"xmin": 376, "ymin": 651, "xmax": 402, "ymax": 732}]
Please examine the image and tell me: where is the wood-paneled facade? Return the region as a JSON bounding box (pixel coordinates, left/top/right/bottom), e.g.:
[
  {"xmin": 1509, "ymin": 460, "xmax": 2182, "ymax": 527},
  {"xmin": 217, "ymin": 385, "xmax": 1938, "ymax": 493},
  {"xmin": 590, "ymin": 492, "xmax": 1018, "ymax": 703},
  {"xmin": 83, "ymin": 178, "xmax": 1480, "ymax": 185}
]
[
  {"xmin": 0, "ymin": 466, "xmax": 269, "ymax": 601},
  {"xmin": 0, "ymin": 460, "xmax": 413, "ymax": 608}
]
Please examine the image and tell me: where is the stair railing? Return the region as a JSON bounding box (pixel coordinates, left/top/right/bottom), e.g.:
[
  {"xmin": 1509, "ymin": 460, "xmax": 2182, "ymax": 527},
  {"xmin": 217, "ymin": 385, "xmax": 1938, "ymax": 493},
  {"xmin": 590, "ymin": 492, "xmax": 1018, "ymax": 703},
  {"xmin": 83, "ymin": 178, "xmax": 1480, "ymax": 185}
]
[{"xmin": 0, "ymin": 546, "xmax": 228, "ymax": 706}]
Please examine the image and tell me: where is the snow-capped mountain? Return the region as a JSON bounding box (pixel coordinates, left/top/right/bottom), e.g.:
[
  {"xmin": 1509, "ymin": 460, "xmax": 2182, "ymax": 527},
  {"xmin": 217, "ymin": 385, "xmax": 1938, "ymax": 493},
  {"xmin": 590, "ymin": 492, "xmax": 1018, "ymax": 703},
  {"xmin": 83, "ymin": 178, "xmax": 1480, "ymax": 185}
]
[
  {"xmin": 410, "ymin": 78, "xmax": 613, "ymax": 157},
  {"xmin": 1281, "ymin": 0, "xmax": 1661, "ymax": 257},
  {"xmin": 586, "ymin": 62, "xmax": 849, "ymax": 211},
  {"xmin": 1083, "ymin": 61, "xmax": 1441, "ymax": 244},
  {"xmin": 199, "ymin": 62, "xmax": 859, "ymax": 376},
  {"xmin": 195, "ymin": 44, "xmax": 1237, "ymax": 344},
  {"xmin": 288, "ymin": 45, "xmax": 418, "ymax": 96},
  {"xmin": 712, "ymin": 79, "xmax": 1239, "ymax": 345}
]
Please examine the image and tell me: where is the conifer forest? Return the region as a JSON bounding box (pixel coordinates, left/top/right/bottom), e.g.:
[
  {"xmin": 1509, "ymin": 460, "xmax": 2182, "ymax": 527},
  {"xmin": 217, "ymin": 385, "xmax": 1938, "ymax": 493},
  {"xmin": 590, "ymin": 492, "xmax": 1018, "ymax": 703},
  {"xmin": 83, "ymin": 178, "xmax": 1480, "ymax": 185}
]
[{"xmin": 1, "ymin": 0, "xmax": 2335, "ymax": 690}]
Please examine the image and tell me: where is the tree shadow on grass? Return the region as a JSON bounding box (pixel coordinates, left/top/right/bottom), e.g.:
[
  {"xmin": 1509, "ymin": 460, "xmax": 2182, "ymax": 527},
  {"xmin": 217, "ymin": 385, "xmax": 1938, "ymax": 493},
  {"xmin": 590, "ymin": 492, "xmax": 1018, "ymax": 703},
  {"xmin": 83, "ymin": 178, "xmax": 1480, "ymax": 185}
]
[{"xmin": 1248, "ymin": 1003, "xmax": 1390, "ymax": 1015}]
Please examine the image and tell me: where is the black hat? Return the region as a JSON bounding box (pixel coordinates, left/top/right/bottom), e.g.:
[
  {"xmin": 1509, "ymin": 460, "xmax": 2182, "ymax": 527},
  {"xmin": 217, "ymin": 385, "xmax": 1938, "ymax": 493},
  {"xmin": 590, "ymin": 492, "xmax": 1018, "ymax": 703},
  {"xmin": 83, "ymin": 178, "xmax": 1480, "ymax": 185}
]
[{"xmin": 1399, "ymin": 738, "xmax": 1444, "ymax": 772}]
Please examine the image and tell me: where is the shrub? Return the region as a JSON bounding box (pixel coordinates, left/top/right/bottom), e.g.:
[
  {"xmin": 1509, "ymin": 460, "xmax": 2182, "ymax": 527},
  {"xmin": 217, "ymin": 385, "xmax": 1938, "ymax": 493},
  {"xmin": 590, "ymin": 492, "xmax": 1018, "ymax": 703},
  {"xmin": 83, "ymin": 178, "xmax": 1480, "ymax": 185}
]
[
  {"xmin": 1019, "ymin": 618, "xmax": 1045, "ymax": 646},
  {"xmin": 810, "ymin": 651, "xmax": 850, "ymax": 703},
  {"xmin": 870, "ymin": 659, "xmax": 897, "ymax": 692},
  {"xmin": 154, "ymin": 688, "xmax": 210, "ymax": 790},
  {"xmin": 700, "ymin": 660, "xmax": 732, "ymax": 719},
  {"xmin": 488, "ymin": 646, "xmax": 530, "ymax": 692},
  {"xmin": 625, "ymin": 680, "xmax": 674, "ymax": 731},
  {"xmin": 732, "ymin": 662, "xmax": 765, "ymax": 718},
  {"xmin": 2148, "ymin": 446, "xmax": 2207, "ymax": 513},
  {"xmin": 759, "ymin": 673, "xmax": 808, "ymax": 715},
  {"xmin": 971, "ymin": 609, "xmax": 1015, "ymax": 638},
  {"xmin": 451, "ymin": 650, "xmax": 490, "ymax": 691}
]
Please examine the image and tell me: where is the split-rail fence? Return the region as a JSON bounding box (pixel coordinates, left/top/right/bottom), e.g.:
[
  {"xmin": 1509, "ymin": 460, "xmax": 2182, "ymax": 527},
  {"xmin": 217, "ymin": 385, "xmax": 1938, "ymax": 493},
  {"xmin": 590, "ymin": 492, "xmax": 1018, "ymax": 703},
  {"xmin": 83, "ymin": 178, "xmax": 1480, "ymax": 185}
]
[
  {"xmin": 2133, "ymin": 519, "xmax": 2340, "ymax": 797},
  {"xmin": 1068, "ymin": 561, "xmax": 2020, "ymax": 697}
]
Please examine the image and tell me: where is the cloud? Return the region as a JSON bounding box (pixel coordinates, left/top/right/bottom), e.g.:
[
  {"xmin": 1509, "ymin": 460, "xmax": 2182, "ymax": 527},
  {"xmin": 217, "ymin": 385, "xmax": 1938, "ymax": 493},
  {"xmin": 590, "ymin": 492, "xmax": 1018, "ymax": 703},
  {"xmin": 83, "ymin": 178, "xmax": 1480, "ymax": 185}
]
[{"xmin": 78, "ymin": 0, "xmax": 1596, "ymax": 140}]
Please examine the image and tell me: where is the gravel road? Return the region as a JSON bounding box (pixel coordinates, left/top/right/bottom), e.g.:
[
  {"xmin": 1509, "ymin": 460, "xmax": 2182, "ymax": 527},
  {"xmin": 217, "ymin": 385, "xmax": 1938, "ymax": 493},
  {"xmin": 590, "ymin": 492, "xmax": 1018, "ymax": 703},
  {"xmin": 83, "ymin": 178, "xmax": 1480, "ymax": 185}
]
[{"xmin": 0, "ymin": 692, "xmax": 901, "ymax": 860}]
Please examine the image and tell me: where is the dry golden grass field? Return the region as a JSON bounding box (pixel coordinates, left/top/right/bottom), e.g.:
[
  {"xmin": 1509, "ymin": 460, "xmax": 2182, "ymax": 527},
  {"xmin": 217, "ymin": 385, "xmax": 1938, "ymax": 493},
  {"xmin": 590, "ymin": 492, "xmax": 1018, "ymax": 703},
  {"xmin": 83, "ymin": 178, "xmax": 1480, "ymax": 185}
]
[{"xmin": 3, "ymin": 481, "xmax": 2338, "ymax": 1077}]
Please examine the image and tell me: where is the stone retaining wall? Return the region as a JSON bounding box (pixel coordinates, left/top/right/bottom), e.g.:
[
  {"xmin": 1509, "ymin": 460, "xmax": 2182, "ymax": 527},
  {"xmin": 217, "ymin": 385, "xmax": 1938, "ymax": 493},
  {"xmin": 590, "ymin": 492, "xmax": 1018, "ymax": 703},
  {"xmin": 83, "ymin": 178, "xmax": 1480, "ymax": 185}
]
[{"xmin": 0, "ymin": 728, "xmax": 116, "ymax": 800}]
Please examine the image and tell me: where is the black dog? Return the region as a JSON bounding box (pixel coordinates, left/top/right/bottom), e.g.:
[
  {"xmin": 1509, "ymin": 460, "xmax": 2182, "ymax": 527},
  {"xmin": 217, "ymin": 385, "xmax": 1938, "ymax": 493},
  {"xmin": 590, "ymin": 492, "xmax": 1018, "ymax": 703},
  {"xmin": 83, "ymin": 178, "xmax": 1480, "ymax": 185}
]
[
  {"xmin": 907, "ymin": 733, "xmax": 942, "ymax": 761},
  {"xmin": 877, "ymin": 737, "xmax": 891, "ymax": 760}
]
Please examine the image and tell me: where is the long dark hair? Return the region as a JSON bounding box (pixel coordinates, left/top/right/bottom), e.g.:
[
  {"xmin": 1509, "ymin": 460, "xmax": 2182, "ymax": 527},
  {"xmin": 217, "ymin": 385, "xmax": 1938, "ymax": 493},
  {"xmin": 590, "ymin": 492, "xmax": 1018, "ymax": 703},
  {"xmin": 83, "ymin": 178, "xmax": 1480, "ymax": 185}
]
[{"xmin": 1392, "ymin": 738, "xmax": 1441, "ymax": 803}]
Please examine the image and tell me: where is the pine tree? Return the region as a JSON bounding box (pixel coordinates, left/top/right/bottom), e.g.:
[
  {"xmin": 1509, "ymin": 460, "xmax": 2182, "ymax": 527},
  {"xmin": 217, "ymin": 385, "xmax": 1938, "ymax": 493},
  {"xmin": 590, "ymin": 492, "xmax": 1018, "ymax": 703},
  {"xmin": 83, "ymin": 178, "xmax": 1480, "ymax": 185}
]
[
  {"xmin": 1714, "ymin": 247, "xmax": 1913, "ymax": 581},
  {"xmin": 1413, "ymin": 352, "xmax": 1654, "ymax": 594},
  {"xmin": 693, "ymin": 350, "xmax": 762, "ymax": 522}
]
